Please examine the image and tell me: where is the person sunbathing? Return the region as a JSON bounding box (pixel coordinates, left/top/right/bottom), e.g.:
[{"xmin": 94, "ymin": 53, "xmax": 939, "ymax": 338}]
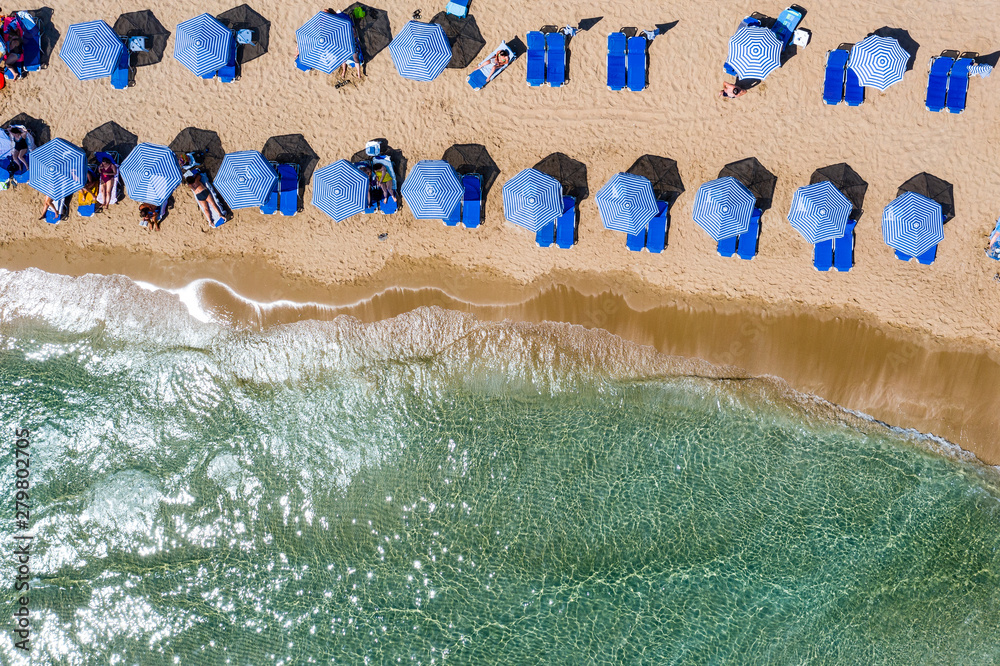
[
  {"xmin": 5, "ymin": 35, "xmax": 23, "ymax": 79},
  {"xmin": 139, "ymin": 202, "xmax": 161, "ymax": 231},
  {"xmin": 184, "ymin": 175, "xmax": 225, "ymax": 225},
  {"xmin": 8, "ymin": 125, "xmax": 28, "ymax": 171},
  {"xmin": 97, "ymin": 157, "xmax": 117, "ymax": 206},
  {"xmin": 719, "ymin": 81, "xmax": 748, "ymax": 99},
  {"xmin": 480, "ymin": 49, "xmax": 510, "ymax": 80}
]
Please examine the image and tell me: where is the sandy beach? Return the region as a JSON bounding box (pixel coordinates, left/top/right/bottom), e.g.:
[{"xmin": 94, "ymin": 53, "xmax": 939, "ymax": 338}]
[{"xmin": 1, "ymin": 1, "xmax": 999, "ymax": 457}]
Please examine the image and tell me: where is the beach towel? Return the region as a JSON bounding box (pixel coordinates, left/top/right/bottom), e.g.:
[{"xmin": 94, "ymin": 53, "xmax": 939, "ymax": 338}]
[
  {"xmin": 987, "ymin": 219, "xmax": 1000, "ymax": 260},
  {"xmin": 78, "ymin": 184, "xmax": 98, "ymax": 207},
  {"xmin": 95, "ymin": 154, "xmax": 120, "ymax": 207}
]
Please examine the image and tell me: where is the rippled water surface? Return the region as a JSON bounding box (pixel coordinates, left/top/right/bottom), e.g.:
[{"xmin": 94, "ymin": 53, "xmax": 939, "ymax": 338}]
[{"xmin": 1, "ymin": 268, "xmax": 999, "ymax": 665}]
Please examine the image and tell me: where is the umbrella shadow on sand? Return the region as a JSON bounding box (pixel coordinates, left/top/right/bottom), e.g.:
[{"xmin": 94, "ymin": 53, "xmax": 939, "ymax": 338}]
[
  {"xmin": 442, "ymin": 143, "xmax": 500, "ymax": 203},
  {"xmin": 873, "ymin": 26, "xmax": 919, "ymax": 71},
  {"xmin": 3, "ymin": 113, "xmax": 50, "ymax": 145},
  {"xmin": 719, "ymin": 157, "xmax": 776, "ymax": 211},
  {"xmin": 431, "ymin": 12, "xmax": 485, "ymax": 69},
  {"xmin": 82, "ymin": 122, "xmax": 138, "ymax": 162},
  {"xmin": 344, "ymin": 3, "xmax": 393, "ymax": 64},
  {"xmin": 113, "ymin": 10, "xmax": 170, "ymax": 68},
  {"xmin": 216, "ymin": 4, "xmax": 270, "ymax": 69},
  {"xmin": 810, "ymin": 163, "xmax": 868, "ymax": 220},
  {"xmin": 533, "ymin": 153, "xmax": 589, "ymax": 202},
  {"xmin": 262, "ymin": 134, "xmax": 319, "ymax": 209},
  {"xmin": 169, "ymin": 127, "xmax": 226, "ymax": 178},
  {"xmin": 898, "ymin": 172, "xmax": 954, "ymax": 222},
  {"xmin": 627, "ymin": 155, "xmax": 684, "ymax": 207}
]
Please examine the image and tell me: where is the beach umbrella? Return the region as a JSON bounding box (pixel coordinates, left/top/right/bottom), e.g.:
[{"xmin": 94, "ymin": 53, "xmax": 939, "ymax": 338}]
[
  {"xmin": 113, "ymin": 10, "xmax": 170, "ymax": 67},
  {"xmin": 217, "ymin": 4, "xmax": 270, "ymax": 64},
  {"xmin": 718, "ymin": 157, "xmax": 776, "ymax": 209},
  {"xmin": 173, "ymin": 13, "xmax": 232, "ymax": 77},
  {"xmin": 388, "ymin": 21, "xmax": 451, "ymax": 81},
  {"xmin": 502, "ymin": 168, "xmax": 563, "ymax": 232},
  {"xmin": 28, "ymin": 138, "xmax": 86, "ymax": 200},
  {"xmin": 59, "ymin": 20, "xmax": 125, "ymax": 81},
  {"xmin": 311, "ymin": 159, "xmax": 369, "ymax": 222},
  {"xmin": 344, "ymin": 3, "xmax": 393, "ymax": 62},
  {"xmin": 810, "ymin": 163, "xmax": 867, "ymax": 212},
  {"xmin": 692, "ymin": 177, "xmax": 756, "ymax": 241},
  {"xmin": 443, "ymin": 143, "xmax": 500, "ymax": 197},
  {"xmin": 296, "ymin": 11, "xmax": 355, "ymax": 73},
  {"xmin": 727, "ymin": 26, "xmax": 782, "ymax": 80},
  {"xmin": 595, "ymin": 172, "xmax": 659, "ymax": 235},
  {"xmin": 627, "ymin": 155, "xmax": 684, "ymax": 204},
  {"xmin": 882, "ymin": 192, "xmax": 944, "ymax": 257},
  {"xmin": 897, "ymin": 172, "xmax": 955, "ymax": 222},
  {"xmin": 787, "ymin": 181, "xmax": 853, "ymax": 244},
  {"xmin": 848, "ymin": 35, "xmax": 909, "ymax": 90},
  {"xmin": 169, "ymin": 127, "xmax": 225, "ymax": 177},
  {"xmin": 82, "ymin": 121, "xmax": 138, "ymax": 161},
  {"xmin": 533, "ymin": 152, "xmax": 589, "ymax": 201},
  {"xmin": 262, "ymin": 134, "xmax": 319, "ymax": 185},
  {"xmin": 430, "ymin": 12, "xmax": 485, "ymax": 68},
  {"xmin": 400, "ymin": 160, "xmax": 463, "ymax": 219},
  {"xmin": 119, "ymin": 142, "xmax": 182, "ymax": 206},
  {"xmin": 215, "ymin": 150, "xmax": 277, "ymax": 209}
]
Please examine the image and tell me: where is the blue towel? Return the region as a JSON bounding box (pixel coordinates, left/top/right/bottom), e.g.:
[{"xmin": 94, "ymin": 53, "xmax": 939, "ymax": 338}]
[
  {"xmin": 845, "ymin": 67, "xmax": 864, "ymax": 106},
  {"xmin": 526, "ymin": 31, "xmax": 546, "ymax": 87},
  {"xmin": 645, "ymin": 201, "xmax": 669, "ymax": 253},
  {"xmin": 925, "ymin": 57, "xmax": 953, "ymax": 112},
  {"xmin": 556, "ymin": 196, "xmax": 576, "ymax": 248},
  {"xmin": 814, "ymin": 239, "xmax": 834, "ymax": 271},
  {"xmin": 607, "ymin": 33, "xmax": 627, "ymax": 91},
  {"xmin": 278, "ymin": 164, "xmax": 298, "ymax": 216},
  {"xmin": 461, "ymin": 174, "xmax": 481, "ymax": 228},
  {"xmin": 627, "ymin": 36, "xmax": 647, "ymax": 91},
  {"xmin": 546, "ymin": 32, "xmax": 566, "ymax": 87},
  {"xmin": 823, "ymin": 50, "xmax": 848, "ymax": 105},
  {"xmin": 832, "ymin": 220, "xmax": 856, "ymax": 271}
]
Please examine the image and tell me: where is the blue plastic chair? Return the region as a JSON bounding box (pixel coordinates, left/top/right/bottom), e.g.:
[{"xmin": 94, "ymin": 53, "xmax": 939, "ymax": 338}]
[
  {"xmin": 925, "ymin": 57, "xmax": 953, "ymax": 112},
  {"xmin": 219, "ymin": 37, "xmax": 238, "ymax": 83},
  {"xmin": 823, "ymin": 49, "xmax": 848, "ymax": 105},
  {"xmin": 917, "ymin": 244, "xmax": 938, "ymax": 265},
  {"xmin": 278, "ymin": 164, "xmax": 298, "ymax": 216},
  {"xmin": 444, "ymin": 201, "xmax": 461, "ymax": 226},
  {"xmin": 645, "ymin": 201, "xmax": 669, "ymax": 253},
  {"xmin": 833, "ymin": 220, "xmax": 856, "ymax": 271},
  {"xmin": 814, "ymin": 240, "xmax": 834, "ymax": 271},
  {"xmin": 535, "ymin": 220, "xmax": 555, "ymax": 247},
  {"xmin": 607, "ymin": 33, "xmax": 627, "ymax": 91},
  {"xmin": 627, "ymin": 36, "xmax": 647, "ymax": 91},
  {"xmin": 461, "ymin": 174, "xmax": 481, "ymax": 228},
  {"xmin": 546, "ymin": 32, "xmax": 566, "ymax": 87},
  {"xmin": 626, "ymin": 227, "xmax": 646, "ymax": 251},
  {"xmin": 21, "ymin": 14, "xmax": 41, "ymax": 72},
  {"xmin": 717, "ymin": 235, "xmax": 738, "ymax": 257},
  {"xmin": 260, "ymin": 168, "xmax": 280, "ymax": 214},
  {"xmin": 111, "ymin": 45, "xmax": 130, "ymax": 90},
  {"xmin": 947, "ymin": 58, "xmax": 973, "ymax": 113},
  {"xmin": 772, "ymin": 7, "xmax": 803, "ymax": 47},
  {"xmin": 526, "ymin": 31, "xmax": 545, "ymax": 86},
  {"xmin": 844, "ymin": 67, "xmax": 864, "ymax": 106},
  {"xmin": 556, "ymin": 196, "xmax": 576, "ymax": 248},
  {"xmin": 736, "ymin": 209, "xmax": 762, "ymax": 260},
  {"xmin": 446, "ymin": 0, "xmax": 470, "ymax": 18}
]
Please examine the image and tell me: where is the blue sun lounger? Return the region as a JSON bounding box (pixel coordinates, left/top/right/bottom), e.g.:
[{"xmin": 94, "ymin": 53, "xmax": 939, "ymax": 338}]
[
  {"xmin": 20, "ymin": 13, "xmax": 41, "ymax": 72},
  {"xmin": 607, "ymin": 32, "xmax": 627, "ymax": 91},
  {"xmin": 626, "ymin": 226, "xmax": 646, "ymax": 251},
  {"xmin": 278, "ymin": 164, "xmax": 298, "ymax": 216},
  {"xmin": 111, "ymin": 43, "xmax": 131, "ymax": 90},
  {"xmin": 44, "ymin": 197, "xmax": 66, "ymax": 224},
  {"xmin": 462, "ymin": 174, "xmax": 481, "ymax": 228},
  {"xmin": 446, "ymin": 0, "xmax": 470, "ymax": 18},
  {"xmin": 526, "ymin": 31, "xmax": 545, "ymax": 86},
  {"xmin": 260, "ymin": 170, "xmax": 280, "ymax": 214},
  {"xmin": 219, "ymin": 37, "xmax": 238, "ymax": 83},
  {"xmin": 535, "ymin": 219, "xmax": 555, "ymax": 247},
  {"xmin": 814, "ymin": 239, "xmax": 834, "ymax": 271},
  {"xmin": 443, "ymin": 200, "xmax": 461, "ymax": 226},
  {"xmin": 546, "ymin": 32, "xmax": 566, "ymax": 87},
  {"xmin": 556, "ymin": 196, "xmax": 576, "ymax": 248},
  {"xmin": 895, "ymin": 250, "xmax": 912, "ymax": 261},
  {"xmin": 947, "ymin": 57, "xmax": 973, "ymax": 114},
  {"xmin": 646, "ymin": 201, "xmax": 669, "ymax": 253},
  {"xmin": 295, "ymin": 56, "xmax": 310, "ymax": 71},
  {"xmin": 372, "ymin": 156, "xmax": 398, "ymax": 214},
  {"xmin": 627, "ymin": 36, "xmax": 647, "ymax": 91},
  {"xmin": 736, "ymin": 209, "xmax": 762, "ymax": 260},
  {"xmin": 917, "ymin": 244, "xmax": 938, "ymax": 265},
  {"xmin": 823, "ymin": 49, "xmax": 849, "ymax": 105},
  {"xmin": 772, "ymin": 7, "xmax": 803, "ymax": 47},
  {"xmin": 845, "ymin": 67, "xmax": 864, "ymax": 106},
  {"xmin": 833, "ymin": 220, "xmax": 856, "ymax": 271},
  {"xmin": 468, "ymin": 43, "xmax": 515, "ymax": 89},
  {"xmin": 925, "ymin": 56, "xmax": 953, "ymax": 112},
  {"xmin": 717, "ymin": 234, "xmax": 738, "ymax": 257}
]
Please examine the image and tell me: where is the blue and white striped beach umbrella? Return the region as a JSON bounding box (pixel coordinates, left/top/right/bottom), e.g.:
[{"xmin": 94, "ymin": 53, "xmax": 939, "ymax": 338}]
[
  {"xmin": 502, "ymin": 168, "xmax": 563, "ymax": 232},
  {"xmin": 848, "ymin": 35, "xmax": 909, "ymax": 90},
  {"xmin": 120, "ymin": 143, "xmax": 182, "ymax": 206},
  {"xmin": 727, "ymin": 26, "xmax": 783, "ymax": 80},
  {"xmin": 59, "ymin": 20, "xmax": 125, "ymax": 81},
  {"xmin": 296, "ymin": 11, "xmax": 356, "ymax": 74},
  {"xmin": 595, "ymin": 172, "xmax": 659, "ymax": 235},
  {"xmin": 174, "ymin": 13, "xmax": 232, "ymax": 77},
  {"xmin": 311, "ymin": 160, "xmax": 369, "ymax": 222},
  {"xmin": 215, "ymin": 151, "xmax": 278, "ymax": 209},
  {"xmin": 787, "ymin": 181, "xmax": 853, "ymax": 244},
  {"xmin": 28, "ymin": 138, "xmax": 86, "ymax": 200},
  {"xmin": 400, "ymin": 160, "xmax": 463, "ymax": 219},
  {"xmin": 692, "ymin": 177, "xmax": 756, "ymax": 241},
  {"xmin": 388, "ymin": 21, "xmax": 451, "ymax": 82},
  {"xmin": 882, "ymin": 192, "xmax": 944, "ymax": 256}
]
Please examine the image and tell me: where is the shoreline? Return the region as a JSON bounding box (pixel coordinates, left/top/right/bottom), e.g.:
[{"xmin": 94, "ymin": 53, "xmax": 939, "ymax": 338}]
[{"xmin": 3, "ymin": 238, "xmax": 998, "ymax": 465}]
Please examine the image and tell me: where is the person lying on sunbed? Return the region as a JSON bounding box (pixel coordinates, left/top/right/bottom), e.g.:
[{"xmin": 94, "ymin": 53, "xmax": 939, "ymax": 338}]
[
  {"xmin": 97, "ymin": 157, "xmax": 117, "ymax": 207},
  {"xmin": 479, "ymin": 49, "xmax": 510, "ymax": 80},
  {"xmin": 8, "ymin": 125, "xmax": 29, "ymax": 171},
  {"xmin": 987, "ymin": 220, "xmax": 1000, "ymax": 260},
  {"xmin": 184, "ymin": 175, "xmax": 225, "ymax": 226}
]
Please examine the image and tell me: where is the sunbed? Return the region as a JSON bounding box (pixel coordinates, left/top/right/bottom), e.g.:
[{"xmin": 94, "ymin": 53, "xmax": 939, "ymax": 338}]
[
  {"xmin": 111, "ymin": 42, "xmax": 131, "ymax": 90},
  {"xmin": 535, "ymin": 219, "xmax": 555, "ymax": 247},
  {"xmin": 717, "ymin": 235, "xmax": 738, "ymax": 257},
  {"xmin": 372, "ymin": 155, "xmax": 398, "ymax": 214},
  {"xmin": 526, "ymin": 31, "xmax": 545, "ymax": 86},
  {"xmin": 78, "ymin": 173, "xmax": 97, "ymax": 216},
  {"xmin": 645, "ymin": 201, "xmax": 669, "ymax": 253},
  {"xmin": 832, "ymin": 220, "xmax": 856, "ymax": 271},
  {"xmin": 295, "ymin": 56, "xmax": 311, "ymax": 71},
  {"xmin": 772, "ymin": 7, "xmax": 803, "ymax": 47},
  {"xmin": 916, "ymin": 245, "xmax": 937, "ymax": 265},
  {"xmin": 894, "ymin": 250, "xmax": 912, "ymax": 261},
  {"xmin": 626, "ymin": 226, "xmax": 646, "ymax": 251},
  {"xmin": 461, "ymin": 174, "xmax": 481, "ymax": 228},
  {"xmin": 546, "ymin": 32, "xmax": 566, "ymax": 87},
  {"xmin": 260, "ymin": 166, "xmax": 280, "ymax": 214},
  {"xmin": 446, "ymin": 0, "xmax": 470, "ymax": 18},
  {"xmin": 844, "ymin": 67, "xmax": 864, "ymax": 106},
  {"xmin": 925, "ymin": 56, "xmax": 953, "ymax": 112},
  {"xmin": 946, "ymin": 57, "xmax": 973, "ymax": 113},
  {"xmin": 556, "ymin": 196, "xmax": 576, "ymax": 248},
  {"xmin": 736, "ymin": 209, "xmax": 762, "ymax": 260},
  {"xmin": 219, "ymin": 36, "xmax": 238, "ymax": 83},
  {"xmin": 18, "ymin": 12, "xmax": 42, "ymax": 72},
  {"xmin": 607, "ymin": 32, "xmax": 627, "ymax": 91},
  {"xmin": 814, "ymin": 239, "xmax": 833, "ymax": 271},
  {"xmin": 45, "ymin": 197, "xmax": 65, "ymax": 224},
  {"xmin": 627, "ymin": 36, "xmax": 647, "ymax": 91},
  {"xmin": 468, "ymin": 42, "xmax": 516, "ymax": 90},
  {"xmin": 444, "ymin": 200, "xmax": 461, "ymax": 226},
  {"xmin": 94, "ymin": 151, "xmax": 121, "ymax": 207},
  {"xmin": 278, "ymin": 164, "xmax": 298, "ymax": 216},
  {"xmin": 823, "ymin": 49, "xmax": 848, "ymax": 105}
]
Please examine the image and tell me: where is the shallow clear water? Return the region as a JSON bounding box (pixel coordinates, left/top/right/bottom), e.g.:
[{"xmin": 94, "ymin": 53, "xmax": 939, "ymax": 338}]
[{"xmin": 1, "ymin": 268, "xmax": 999, "ymax": 665}]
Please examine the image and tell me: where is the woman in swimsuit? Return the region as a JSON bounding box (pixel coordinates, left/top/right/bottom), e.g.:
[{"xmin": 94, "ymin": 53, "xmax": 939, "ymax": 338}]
[
  {"xmin": 97, "ymin": 157, "xmax": 117, "ymax": 206},
  {"xmin": 719, "ymin": 81, "xmax": 747, "ymax": 99},
  {"xmin": 372, "ymin": 164, "xmax": 396, "ymax": 202},
  {"xmin": 139, "ymin": 202, "xmax": 160, "ymax": 231},
  {"xmin": 481, "ymin": 50, "xmax": 510, "ymax": 80},
  {"xmin": 184, "ymin": 175, "xmax": 225, "ymax": 225},
  {"xmin": 8, "ymin": 126, "xmax": 28, "ymax": 171}
]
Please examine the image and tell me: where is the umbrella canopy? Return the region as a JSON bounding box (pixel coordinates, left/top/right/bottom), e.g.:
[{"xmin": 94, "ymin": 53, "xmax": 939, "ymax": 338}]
[
  {"xmin": 502, "ymin": 168, "xmax": 563, "ymax": 232},
  {"xmin": 388, "ymin": 21, "xmax": 451, "ymax": 81},
  {"xmin": 82, "ymin": 121, "xmax": 138, "ymax": 161},
  {"xmin": 809, "ymin": 163, "xmax": 868, "ymax": 212},
  {"xmin": 595, "ymin": 172, "xmax": 659, "ymax": 234},
  {"xmin": 215, "ymin": 150, "xmax": 277, "ymax": 209},
  {"xmin": 296, "ymin": 11, "xmax": 355, "ymax": 73},
  {"xmin": 430, "ymin": 12, "xmax": 485, "ymax": 68},
  {"xmin": 113, "ymin": 10, "xmax": 170, "ymax": 67},
  {"xmin": 28, "ymin": 138, "xmax": 86, "ymax": 200},
  {"xmin": 217, "ymin": 4, "xmax": 270, "ymax": 64},
  {"xmin": 120, "ymin": 142, "xmax": 182, "ymax": 206},
  {"xmin": 400, "ymin": 160, "xmax": 463, "ymax": 219},
  {"xmin": 443, "ymin": 143, "xmax": 500, "ymax": 197},
  {"xmin": 692, "ymin": 177, "xmax": 756, "ymax": 241},
  {"xmin": 897, "ymin": 172, "xmax": 955, "ymax": 222},
  {"xmin": 59, "ymin": 20, "xmax": 125, "ymax": 81},
  {"xmin": 533, "ymin": 152, "xmax": 589, "ymax": 201},
  {"xmin": 718, "ymin": 157, "xmax": 777, "ymax": 209},
  {"xmin": 344, "ymin": 3, "xmax": 393, "ymax": 62},
  {"xmin": 848, "ymin": 35, "xmax": 908, "ymax": 90},
  {"xmin": 262, "ymin": 134, "xmax": 319, "ymax": 186},
  {"xmin": 311, "ymin": 159, "xmax": 369, "ymax": 222},
  {"xmin": 727, "ymin": 26, "xmax": 782, "ymax": 80},
  {"xmin": 169, "ymin": 127, "xmax": 225, "ymax": 177},
  {"xmin": 626, "ymin": 155, "xmax": 684, "ymax": 205},
  {"xmin": 787, "ymin": 181, "xmax": 853, "ymax": 244},
  {"xmin": 882, "ymin": 192, "xmax": 944, "ymax": 256},
  {"xmin": 173, "ymin": 13, "xmax": 232, "ymax": 77}
]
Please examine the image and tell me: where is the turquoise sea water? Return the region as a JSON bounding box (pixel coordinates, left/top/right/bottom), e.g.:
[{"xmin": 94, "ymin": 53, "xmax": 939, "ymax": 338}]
[{"xmin": 1, "ymin": 268, "xmax": 999, "ymax": 665}]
